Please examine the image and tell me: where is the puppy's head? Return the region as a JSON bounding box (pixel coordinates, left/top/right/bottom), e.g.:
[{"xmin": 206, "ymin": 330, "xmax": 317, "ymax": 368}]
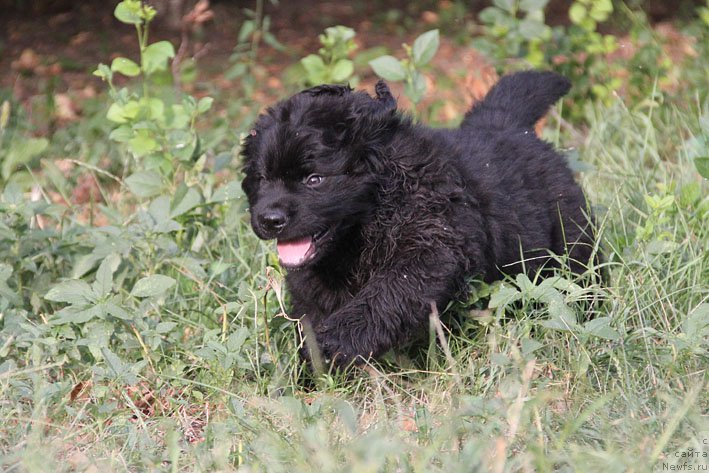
[{"xmin": 241, "ymin": 81, "xmax": 398, "ymax": 269}]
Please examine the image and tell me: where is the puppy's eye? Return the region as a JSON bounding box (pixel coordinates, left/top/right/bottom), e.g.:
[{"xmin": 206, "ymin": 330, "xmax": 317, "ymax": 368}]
[{"xmin": 304, "ymin": 174, "xmax": 324, "ymax": 187}]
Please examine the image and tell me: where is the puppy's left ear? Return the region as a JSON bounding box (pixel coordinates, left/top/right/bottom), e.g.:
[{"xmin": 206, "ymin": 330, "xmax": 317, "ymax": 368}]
[
  {"xmin": 349, "ymin": 80, "xmax": 397, "ymax": 122},
  {"xmin": 372, "ymin": 80, "xmax": 396, "ymax": 115},
  {"xmin": 300, "ymin": 84, "xmax": 353, "ymax": 97}
]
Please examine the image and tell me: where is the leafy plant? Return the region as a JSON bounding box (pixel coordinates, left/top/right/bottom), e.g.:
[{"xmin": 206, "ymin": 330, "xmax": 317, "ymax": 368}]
[
  {"xmin": 0, "ymin": 0, "xmax": 258, "ymax": 382},
  {"xmin": 488, "ymin": 273, "xmax": 617, "ymax": 342},
  {"xmin": 94, "ymin": 0, "xmax": 213, "ymax": 190},
  {"xmin": 474, "ymin": 0, "xmax": 621, "ymax": 116},
  {"xmin": 472, "ymin": 0, "xmax": 552, "ymax": 67},
  {"xmin": 553, "ymin": 0, "xmax": 620, "ymax": 103},
  {"xmin": 685, "ymin": 109, "xmax": 709, "ymax": 179},
  {"xmin": 635, "ymin": 190, "xmax": 676, "ymax": 243},
  {"xmin": 226, "ymin": 0, "xmax": 283, "ymax": 94},
  {"xmin": 300, "ymin": 26, "xmax": 358, "ymax": 86},
  {"xmin": 284, "ymin": 25, "xmax": 392, "ymax": 90},
  {"xmin": 0, "ymin": 100, "xmax": 49, "ymax": 188},
  {"xmin": 369, "ymin": 29, "xmax": 440, "ymax": 107}
]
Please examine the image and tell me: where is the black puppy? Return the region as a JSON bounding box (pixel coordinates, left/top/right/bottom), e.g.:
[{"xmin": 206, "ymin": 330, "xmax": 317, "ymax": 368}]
[{"xmin": 241, "ymin": 71, "xmax": 595, "ymax": 367}]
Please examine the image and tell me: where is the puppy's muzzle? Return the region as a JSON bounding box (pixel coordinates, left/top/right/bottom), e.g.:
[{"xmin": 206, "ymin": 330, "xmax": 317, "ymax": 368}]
[{"xmin": 257, "ymin": 209, "xmax": 288, "ymax": 236}]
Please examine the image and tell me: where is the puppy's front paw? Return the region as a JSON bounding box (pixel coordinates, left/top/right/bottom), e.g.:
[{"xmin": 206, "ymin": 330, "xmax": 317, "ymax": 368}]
[
  {"xmin": 311, "ymin": 322, "xmax": 368, "ymax": 369},
  {"xmin": 318, "ymin": 333, "xmax": 355, "ymax": 368}
]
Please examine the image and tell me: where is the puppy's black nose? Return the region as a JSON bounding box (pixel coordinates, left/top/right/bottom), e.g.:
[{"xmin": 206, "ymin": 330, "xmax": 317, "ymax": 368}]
[{"xmin": 258, "ymin": 210, "xmax": 287, "ymax": 234}]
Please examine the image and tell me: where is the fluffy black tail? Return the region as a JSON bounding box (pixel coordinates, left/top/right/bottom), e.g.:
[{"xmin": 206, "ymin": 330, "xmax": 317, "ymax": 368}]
[{"xmin": 461, "ymin": 71, "xmax": 571, "ymax": 131}]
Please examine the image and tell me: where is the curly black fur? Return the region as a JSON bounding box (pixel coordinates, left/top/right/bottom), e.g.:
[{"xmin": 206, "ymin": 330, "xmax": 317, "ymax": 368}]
[{"xmin": 241, "ymin": 71, "xmax": 596, "ymax": 367}]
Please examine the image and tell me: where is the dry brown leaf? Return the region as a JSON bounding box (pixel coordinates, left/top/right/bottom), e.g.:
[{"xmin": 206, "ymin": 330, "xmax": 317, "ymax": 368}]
[
  {"xmin": 11, "ymin": 48, "xmax": 40, "ymax": 73},
  {"xmin": 54, "ymin": 93, "xmax": 78, "ymax": 121},
  {"xmin": 72, "ymin": 173, "xmax": 102, "ymax": 204}
]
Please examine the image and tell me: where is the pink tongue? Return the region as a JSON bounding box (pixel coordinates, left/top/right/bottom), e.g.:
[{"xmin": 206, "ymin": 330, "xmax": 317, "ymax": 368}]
[{"xmin": 277, "ymin": 237, "xmax": 313, "ymax": 266}]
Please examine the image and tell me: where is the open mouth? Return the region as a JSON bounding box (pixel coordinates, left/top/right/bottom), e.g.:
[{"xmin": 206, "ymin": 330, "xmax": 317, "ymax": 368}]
[{"xmin": 276, "ymin": 229, "xmax": 329, "ymax": 268}]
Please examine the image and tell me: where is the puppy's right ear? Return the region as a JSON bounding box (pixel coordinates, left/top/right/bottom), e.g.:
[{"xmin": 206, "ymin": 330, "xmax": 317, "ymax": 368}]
[{"xmin": 300, "ymin": 84, "xmax": 353, "ymax": 97}]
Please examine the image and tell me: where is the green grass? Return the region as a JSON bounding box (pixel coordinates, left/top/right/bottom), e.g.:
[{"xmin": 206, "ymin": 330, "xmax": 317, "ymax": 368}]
[
  {"xmin": 1, "ymin": 34, "xmax": 708, "ymax": 473},
  {"xmin": 1, "ymin": 97, "xmax": 706, "ymax": 473}
]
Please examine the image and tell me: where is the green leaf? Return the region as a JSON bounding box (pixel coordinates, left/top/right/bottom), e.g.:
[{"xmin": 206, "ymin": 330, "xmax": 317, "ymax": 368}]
[
  {"xmin": 109, "ymin": 125, "xmax": 133, "ymax": 143},
  {"xmin": 171, "ymin": 257, "xmax": 207, "ymax": 279},
  {"xmin": 369, "ymin": 56, "xmax": 406, "ymax": 81},
  {"xmin": 182, "ymin": 95, "xmax": 197, "ymax": 115},
  {"xmin": 263, "ymin": 30, "xmax": 285, "ymax": 52},
  {"xmin": 167, "ymin": 129, "xmax": 196, "ymax": 161},
  {"xmin": 53, "ymin": 305, "xmax": 101, "ymax": 324},
  {"xmin": 583, "ymin": 317, "xmax": 620, "ymax": 340},
  {"xmin": 519, "ymin": 0, "xmax": 549, "ymax": 11},
  {"xmin": 45, "ymin": 280, "xmax": 95, "ymax": 305},
  {"xmin": 72, "ymin": 254, "xmax": 103, "ymax": 280},
  {"xmin": 589, "ymin": 0, "xmax": 613, "ymax": 21},
  {"xmin": 210, "ymin": 180, "xmax": 244, "ymax": 203},
  {"xmin": 569, "ymin": 3, "xmax": 587, "ymax": 24},
  {"xmin": 130, "ymin": 274, "xmax": 176, "ymax": 298},
  {"xmin": 106, "ymin": 103, "xmax": 127, "ymax": 124},
  {"xmin": 679, "ymin": 182, "xmax": 701, "ymax": 207},
  {"xmin": 540, "ymin": 311, "xmax": 578, "ymax": 332},
  {"xmin": 197, "ymin": 97, "xmax": 214, "ymax": 114},
  {"xmin": 101, "ymin": 347, "xmax": 139, "ymax": 384},
  {"xmin": 125, "ymin": 170, "xmax": 164, "ymax": 198},
  {"xmin": 596, "ymin": 0, "xmax": 613, "ymax": 13},
  {"xmin": 0, "ymin": 263, "xmax": 22, "ymax": 306},
  {"xmin": 156, "ymin": 322, "xmax": 178, "ymax": 334},
  {"xmin": 518, "ymin": 19, "xmax": 548, "ymax": 40},
  {"xmin": 331, "ymin": 59, "xmax": 354, "ymax": 82},
  {"xmin": 167, "ymin": 104, "xmax": 190, "ymax": 128},
  {"xmin": 142, "ymin": 41, "xmax": 175, "ymax": 75},
  {"xmin": 106, "ymin": 100, "xmax": 140, "ymax": 124},
  {"xmin": 170, "ymin": 186, "xmax": 202, "ymax": 218},
  {"xmin": 148, "ymin": 195, "xmax": 171, "ymax": 224},
  {"xmin": 238, "ymin": 20, "xmax": 256, "ymax": 43},
  {"xmin": 114, "ymin": 1, "xmax": 142, "ymax": 25},
  {"xmin": 683, "ymin": 303, "xmax": 709, "ymax": 338},
  {"xmin": 301, "ymin": 54, "xmax": 327, "ymax": 83},
  {"xmin": 128, "ymin": 133, "xmax": 160, "ymax": 158},
  {"xmin": 540, "ymin": 293, "xmax": 579, "ymax": 332},
  {"xmin": 2, "ymin": 137, "xmax": 48, "ymax": 180},
  {"xmin": 226, "ymin": 327, "xmax": 250, "ymax": 351},
  {"xmin": 493, "ymin": 0, "xmax": 515, "ymax": 12},
  {"xmin": 225, "ymin": 62, "xmax": 248, "ymax": 80},
  {"xmin": 479, "ymin": 7, "xmax": 505, "ymax": 25},
  {"xmin": 412, "ymin": 29, "xmax": 439, "ymax": 67},
  {"xmin": 644, "ymin": 193, "xmax": 674, "ymax": 211},
  {"xmin": 694, "ymin": 157, "xmax": 709, "ymax": 178},
  {"xmin": 105, "ymin": 302, "xmax": 132, "ymax": 320},
  {"xmin": 488, "ymin": 283, "xmax": 521, "ymax": 309},
  {"xmin": 92, "ymin": 254, "xmax": 121, "ymax": 298},
  {"xmin": 144, "ymin": 97, "xmax": 165, "ymax": 121},
  {"xmin": 2, "ymin": 182, "xmax": 22, "ymax": 204},
  {"xmin": 93, "ymin": 63, "xmax": 113, "ymax": 81},
  {"xmin": 521, "ymin": 338, "xmax": 544, "ymax": 356},
  {"xmin": 111, "ymin": 57, "xmax": 140, "ymax": 77},
  {"xmin": 323, "ymin": 25, "xmax": 356, "ymax": 43},
  {"xmin": 515, "ymin": 273, "xmax": 535, "ymax": 293}
]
